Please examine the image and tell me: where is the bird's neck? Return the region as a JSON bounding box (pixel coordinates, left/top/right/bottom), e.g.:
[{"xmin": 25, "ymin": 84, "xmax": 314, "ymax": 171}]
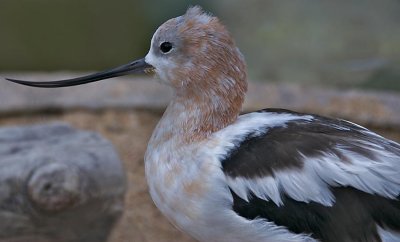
[{"xmin": 155, "ymin": 81, "xmax": 247, "ymax": 144}]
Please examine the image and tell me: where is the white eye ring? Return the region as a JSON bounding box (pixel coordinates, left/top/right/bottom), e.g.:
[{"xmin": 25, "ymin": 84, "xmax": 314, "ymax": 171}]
[{"xmin": 160, "ymin": 42, "xmax": 173, "ymax": 54}]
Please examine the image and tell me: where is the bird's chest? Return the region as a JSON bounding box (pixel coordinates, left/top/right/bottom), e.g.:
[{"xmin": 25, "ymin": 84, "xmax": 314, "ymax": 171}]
[{"xmin": 144, "ymin": 138, "xmax": 217, "ymax": 231}]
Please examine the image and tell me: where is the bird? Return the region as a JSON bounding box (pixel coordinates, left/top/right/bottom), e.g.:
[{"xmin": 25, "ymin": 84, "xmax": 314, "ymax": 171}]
[{"xmin": 5, "ymin": 6, "xmax": 400, "ymax": 242}]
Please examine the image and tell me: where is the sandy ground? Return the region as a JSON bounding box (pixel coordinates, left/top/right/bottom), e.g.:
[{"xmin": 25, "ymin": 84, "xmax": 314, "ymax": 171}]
[{"xmin": 0, "ymin": 109, "xmax": 399, "ymax": 242}]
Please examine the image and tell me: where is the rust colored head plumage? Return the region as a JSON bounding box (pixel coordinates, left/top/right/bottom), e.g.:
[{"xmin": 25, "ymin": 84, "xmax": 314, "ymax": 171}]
[
  {"xmin": 146, "ymin": 6, "xmax": 247, "ymax": 98},
  {"xmin": 145, "ymin": 6, "xmax": 248, "ymax": 138}
]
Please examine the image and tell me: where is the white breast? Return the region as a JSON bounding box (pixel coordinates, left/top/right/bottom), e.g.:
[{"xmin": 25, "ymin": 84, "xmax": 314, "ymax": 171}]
[
  {"xmin": 144, "ymin": 113, "xmax": 316, "ymax": 242},
  {"xmin": 144, "ymin": 134, "xmax": 228, "ymax": 239}
]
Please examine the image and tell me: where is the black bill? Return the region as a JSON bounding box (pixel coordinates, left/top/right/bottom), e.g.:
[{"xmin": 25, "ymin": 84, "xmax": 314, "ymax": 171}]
[{"xmin": 5, "ymin": 58, "xmax": 153, "ymax": 88}]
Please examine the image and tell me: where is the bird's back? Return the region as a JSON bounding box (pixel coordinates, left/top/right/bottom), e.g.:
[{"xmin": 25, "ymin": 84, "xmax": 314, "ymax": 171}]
[{"xmin": 212, "ymin": 108, "xmax": 400, "ymax": 242}]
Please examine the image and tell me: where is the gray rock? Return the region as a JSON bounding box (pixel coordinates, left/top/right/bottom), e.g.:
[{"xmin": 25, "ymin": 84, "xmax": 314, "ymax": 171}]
[
  {"xmin": 1, "ymin": 73, "xmax": 400, "ymax": 128},
  {"xmin": 0, "ymin": 123, "xmax": 126, "ymax": 242}
]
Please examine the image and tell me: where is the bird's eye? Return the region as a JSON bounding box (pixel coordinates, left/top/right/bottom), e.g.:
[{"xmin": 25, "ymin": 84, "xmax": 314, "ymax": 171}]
[{"xmin": 160, "ymin": 42, "xmax": 173, "ymax": 53}]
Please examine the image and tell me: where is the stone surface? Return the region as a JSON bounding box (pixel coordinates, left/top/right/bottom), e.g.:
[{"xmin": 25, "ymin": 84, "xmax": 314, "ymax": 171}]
[
  {"xmin": 0, "ymin": 73, "xmax": 399, "ymax": 242},
  {"xmin": 0, "ymin": 111, "xmax": 197, "ymax": 242},
  {"xmin": 1, "ymin": 72, "xmax": 399, "ymax": 128},
  {"xmin": 0, "ymin": 122, "xmax": 126, "ymax": 242},
  {"xmin": 0, "ymin": 110, "xmax": 399, "ymax": 242}
]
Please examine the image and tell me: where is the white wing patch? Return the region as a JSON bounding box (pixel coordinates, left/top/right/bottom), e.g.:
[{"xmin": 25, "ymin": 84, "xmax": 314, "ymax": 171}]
[
  {"xmin": 309, "ymin": 146, "xmax": 400, "ymax": 199},
  {"xmin": 212, "ymin": 111, "xmax": 314, "ymax": 156},
  {"xmin": 378, "ymin": 226, "xmax": 400, "ymax": 242},
  {"xmin": 216, "ymin": 111, "xmax": 400, "ymax": 206}
]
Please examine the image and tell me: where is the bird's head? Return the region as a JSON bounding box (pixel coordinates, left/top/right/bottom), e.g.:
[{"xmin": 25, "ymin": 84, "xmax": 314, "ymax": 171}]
[
  {"xmin": 145, "ymin": 6, "xmax": 247, "ymax": 95},
  {"xmin": 6, "ymin": 6, "xmax": 247, "ymax": 101}
]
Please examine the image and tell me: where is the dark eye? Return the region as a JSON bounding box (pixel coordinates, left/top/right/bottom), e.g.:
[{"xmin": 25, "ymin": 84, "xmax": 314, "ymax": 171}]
[{"xmin": 160, "ymin": 42, "xmax": 173, "ymax": 53}]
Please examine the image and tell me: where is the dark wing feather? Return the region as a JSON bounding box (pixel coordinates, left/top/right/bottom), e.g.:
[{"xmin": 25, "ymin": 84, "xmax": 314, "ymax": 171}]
[
  {"xmin": 222, "ymin": 108, "xmax": 399, "ymax": 179},
  {"xmin": 221, "ymin": 108, "xmax": 400, "ymax": 242}
]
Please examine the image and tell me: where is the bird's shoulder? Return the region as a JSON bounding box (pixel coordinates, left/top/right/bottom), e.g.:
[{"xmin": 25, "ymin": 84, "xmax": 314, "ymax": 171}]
[
  {"xmin": 212, "ymin": 108, "xmax": 400, "ymax": 205},
  {"xmin": 210, "ymin": 108, "xmax": 400, "ymax": 241}
]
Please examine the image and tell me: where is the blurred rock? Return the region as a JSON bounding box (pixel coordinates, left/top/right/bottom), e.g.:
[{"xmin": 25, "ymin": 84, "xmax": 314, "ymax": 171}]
[
  {"xmin": 0, "ymin": 73, "xmax": 399, "ymax": 129},
  {"xmin": 0, "ymin": 123, "xmax": 126, "ymax": 242}
]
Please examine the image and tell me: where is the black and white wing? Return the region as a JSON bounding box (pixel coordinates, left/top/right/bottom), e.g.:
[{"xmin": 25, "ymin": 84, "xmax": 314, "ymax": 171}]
[{"xmin": 217, "ymin": 108, "xmax": 400, "ymax": 242}]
